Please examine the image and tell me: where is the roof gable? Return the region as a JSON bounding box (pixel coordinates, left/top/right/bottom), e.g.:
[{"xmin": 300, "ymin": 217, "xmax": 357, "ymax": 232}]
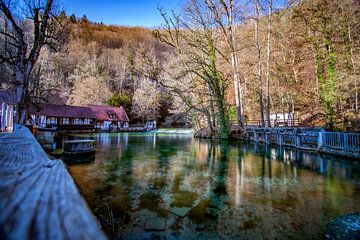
[{"xmin": 87, "ymin": 105, "xmax": 129, "ymax": 122}]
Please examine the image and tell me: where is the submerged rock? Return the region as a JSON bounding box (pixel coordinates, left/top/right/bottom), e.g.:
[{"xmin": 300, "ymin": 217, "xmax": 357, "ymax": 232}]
[
  {"xmin": 324, "ymin": 213, "xmax": 360, "ymax": 240},
  {"xmin": 139, "ymin": 192, "xmax": 168, "ymax": 217},
  {"xmin": 169, "ymin": 207, "xmax": 191, "ymax": 217},
  {"xmin": 144, "ymin": 217, "xmax": 166, "ymax": 231},
  {"xmin": 171, "ymin": 190, "xmax": 198, "ymax": 208}
]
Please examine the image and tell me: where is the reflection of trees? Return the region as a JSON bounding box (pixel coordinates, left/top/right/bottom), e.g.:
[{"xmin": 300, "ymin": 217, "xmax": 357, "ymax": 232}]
[
  {"xmin": 209, "ymin": 142, "xmax": 230, "ymax": 224},
  {"xmin": 235, "ymin": 144, "xmax": 245, "ymax": 206},
  {"xmin": 213, "ymin": 142, "xmax": 230, "ymax": 196},
  {"xmin": 90, "ymin": 133, "xmax": 133, "ymax": 238}
]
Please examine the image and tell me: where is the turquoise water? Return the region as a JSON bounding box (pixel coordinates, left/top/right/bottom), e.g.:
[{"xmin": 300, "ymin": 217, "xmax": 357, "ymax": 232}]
[{"xmin": 67, "ymin": 132, "xmax": 360, "ymax": 239}]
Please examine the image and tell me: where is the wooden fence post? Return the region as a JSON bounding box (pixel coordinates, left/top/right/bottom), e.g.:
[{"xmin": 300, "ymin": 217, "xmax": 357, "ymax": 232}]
[
  {"xmin": 253, "ymin": 129, "xmax": 258, "ymax": 142},
  {"xmin": 265, "ymin": 131, "xmax": 269, "ymax": 144},
  {"xmin": 317, "ymin": 131, "xmax": 324, "ymax": 150},
  {"xmin": 344, "ymin": 134, "xmax": 349, "ymax": 151},
  {"xmin": 295, "ymin": 129, "xmax": 299, "ymax": 148},
  {"xmin": 278, "ymin": 130, "xmax": 283, "ymax": 146}
]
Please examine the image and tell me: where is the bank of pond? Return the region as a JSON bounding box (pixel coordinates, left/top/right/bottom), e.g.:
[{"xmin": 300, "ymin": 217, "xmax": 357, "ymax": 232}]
[{"xmin": 62, "ymin": 132, "xmax": 360, "ymax": 239}]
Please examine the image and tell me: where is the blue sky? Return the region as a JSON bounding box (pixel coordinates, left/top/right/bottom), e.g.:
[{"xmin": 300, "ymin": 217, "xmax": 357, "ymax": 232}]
[{"xmin": 62, "ymin": 0, "xmax": 180, "ymax": 28}]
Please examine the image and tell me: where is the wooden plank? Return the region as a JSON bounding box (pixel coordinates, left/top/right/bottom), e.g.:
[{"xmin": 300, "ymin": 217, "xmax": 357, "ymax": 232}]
[{"xmin": 0, "ymin": 126, "xmax": 106, "ymax": 240}]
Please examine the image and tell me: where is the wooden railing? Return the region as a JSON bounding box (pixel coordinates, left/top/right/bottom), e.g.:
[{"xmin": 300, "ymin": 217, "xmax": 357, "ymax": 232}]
[{"xmin": 0, "ymin": 126, "xmax": 106, "ymax": 239}]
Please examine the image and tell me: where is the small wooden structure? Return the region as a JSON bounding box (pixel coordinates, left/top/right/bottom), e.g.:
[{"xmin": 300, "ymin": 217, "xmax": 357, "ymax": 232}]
[
  {"xmin": 63, "ymin": 140, "xmax": 95, "ymax": 156},
  {"xmin": 0, "ymin": 125, "xmax": 106, "ymax": 239}
]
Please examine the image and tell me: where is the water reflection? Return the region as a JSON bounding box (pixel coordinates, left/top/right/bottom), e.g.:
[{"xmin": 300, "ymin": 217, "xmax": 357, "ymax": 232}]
[{"xmin": 68, "ymin": 133, "xmax": 360, "ymax": 239}]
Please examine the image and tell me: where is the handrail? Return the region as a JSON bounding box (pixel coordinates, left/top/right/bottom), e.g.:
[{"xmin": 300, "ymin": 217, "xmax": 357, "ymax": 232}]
[
  {"xmin": 321, "ymin": 132, "xmax": 360, "ymax": 150},
  {"xmin": 230, "ymin": 118, "xmax": 302, "ymax": 127},
  {"xmin": 242, "ymin": 126, "xmax": 360, "ymax": 158}
]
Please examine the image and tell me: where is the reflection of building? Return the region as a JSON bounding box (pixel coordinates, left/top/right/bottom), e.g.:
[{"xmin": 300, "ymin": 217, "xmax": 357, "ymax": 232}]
[
  {"xmin": 87, "ymin": 105, "xmax": 129, "ymax": 131},
  {"xmin": 0, "ymin": 90, "xmax": 15, "ymax": 132},
  {"xmin": 29, "ymin": 104, "xmax": 130, "ymax": 132}
]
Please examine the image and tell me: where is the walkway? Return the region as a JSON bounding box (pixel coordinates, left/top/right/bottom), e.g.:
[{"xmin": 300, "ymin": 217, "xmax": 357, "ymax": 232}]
[{"xmin": 0, "ymin": 126, "xmax": 106, "ymax": 239}]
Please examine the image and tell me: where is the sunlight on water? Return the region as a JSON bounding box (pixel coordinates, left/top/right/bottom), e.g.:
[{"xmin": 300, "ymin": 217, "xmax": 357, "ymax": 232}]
[{"xmin": 67, "ymin": 133, "xmax": 360, "ymax": 239}]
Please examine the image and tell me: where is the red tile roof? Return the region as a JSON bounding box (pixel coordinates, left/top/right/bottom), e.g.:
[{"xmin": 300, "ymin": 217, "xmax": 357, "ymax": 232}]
[
  {"xmin": 30, "ymin": 104, "xmax": 96, "ymax": 119},
  {"xmin": 87, "ymin": 105, "xmax": 129, "ymax": 122}
]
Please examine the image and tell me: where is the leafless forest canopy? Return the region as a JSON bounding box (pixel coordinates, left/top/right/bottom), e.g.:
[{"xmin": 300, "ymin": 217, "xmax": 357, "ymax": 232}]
[{"xmin": 0, "ymin": 0, "xmax": 359, "ymax": 133}]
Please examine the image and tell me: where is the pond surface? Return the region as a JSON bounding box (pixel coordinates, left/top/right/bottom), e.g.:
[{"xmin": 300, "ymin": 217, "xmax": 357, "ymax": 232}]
[{"xmin": 67, "ymin": 132, "xmax": 360, "ymax": 240}]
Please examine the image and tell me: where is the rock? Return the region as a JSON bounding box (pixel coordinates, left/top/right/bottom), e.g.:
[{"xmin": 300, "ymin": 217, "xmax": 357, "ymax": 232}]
[
  {"xmin": 205, "ymin": 208, "xmax": 219, "ymax": 219},
  {"xmin": 196, "ymin": 223, "xmax": 206, "ymax": 231},
  {"xmin": 144, "ymin": 217, "xmax": 166, "ymax": 231},
  {"xmin": 239, "ymin": 208, "xmax": 245, "ymax": 215},
  {"xmin": 169, "ymin": 207, "xmax": 191, "ymax": 217},
  {"xmin": 170, "ymin": 217, "xmax": 183, "ymax": 231},
  {"xmin": 324, "ymin": 213, "xmax": 360, "ymax": 240}
]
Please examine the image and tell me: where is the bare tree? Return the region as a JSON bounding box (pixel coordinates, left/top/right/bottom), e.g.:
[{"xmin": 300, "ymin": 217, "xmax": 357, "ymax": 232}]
[
  {"xmin": 0, "ymin": 0, "xmax": 63, "ymax": 123},
  {"xmin": 204, "ymin": 0, "xmax": 244, "ymax": 126},
  {"xmin": 155, "ymin": 0, "xmax": 231, "ymax": 137},
  {"xmin": 253, "ymin": 0, "xmax": 265, "ymax": 126},
  {"xmin": 265, "ymin": 0, "xmax": 272, "ymax": 126}
]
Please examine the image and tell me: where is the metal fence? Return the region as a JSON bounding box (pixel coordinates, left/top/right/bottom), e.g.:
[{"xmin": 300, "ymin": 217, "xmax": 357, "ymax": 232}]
[
  {"xmin": 322, "ymin": 132, "xmax": 360, "ymax": 151},
  {"xmin": 243, "ymin": 127, "xmax": 360, "ymax": 157},
  {"xmin": 231, "ymin": 118, "xmax": 302, "ymax": 127}
]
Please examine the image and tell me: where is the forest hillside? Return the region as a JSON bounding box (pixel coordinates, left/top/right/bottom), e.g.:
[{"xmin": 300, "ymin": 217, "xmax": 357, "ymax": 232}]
[{"xmin": 1, "ymin": 0, "xmax": 359, "ymax": 131}]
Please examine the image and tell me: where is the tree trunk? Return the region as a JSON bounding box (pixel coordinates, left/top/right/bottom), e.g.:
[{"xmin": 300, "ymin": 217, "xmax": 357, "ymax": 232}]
[
  {"xmin": 316, "ymin": 49, "xmax": 335, "ymax": 130},
  {"xmin": 232, "ymin": 53, "xmax": 243, "ymax": 126},
  {"xmin": 206, "ymin": 112, "xmax": 213, "ymax": 132},
  {"xmin": 14, "ymin": 66, "xmax": 26, "ymax": 124},
  {"xmin": 217, "ymin": 98, "xmax": 229, "ymax": 139},
  {"xmin": 254, "ymin": 0, "xmax": 265, "ymax": 126},
  {"xmin": 265, "ymin": 0, "xmax": 272, "ymax": 127},
  {"xmin": 348, "ymin": 25, "xmax": 358, "ymax": 112},
  {"xmin": 209, "ymin": 92, "xmax": 216, "ymax": 128},
  {"xmin": 228, "ymin": 0, "xmax": 243, "ymax": 126}
]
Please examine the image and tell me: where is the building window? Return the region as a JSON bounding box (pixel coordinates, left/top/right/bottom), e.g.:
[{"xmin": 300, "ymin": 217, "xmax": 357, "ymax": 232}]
[
  {"xmin": 47, "ymin": 117, "xmax": 57, "ymax": 125},
  {"xmin": 62, "ymin": 118, "xmax": 69, "ymax": 125}
]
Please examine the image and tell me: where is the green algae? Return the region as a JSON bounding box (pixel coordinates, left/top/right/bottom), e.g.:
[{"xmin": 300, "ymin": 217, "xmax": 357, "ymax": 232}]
[
  {"xmin": 172, "ymin": 173, "xmax": 185, "ymax": 193},
  {"xmin": 189, "ymin": 199, "xmax": 211, "ymax": 223},
  {"xmin": 153, "ymin": 176, "xmax": 167, "ymax": 189},
  {"xmin": 139, "ymin": 192, "xmax": 168, "ymax": 217},
  {"xmin": 171, "ymin": 190, "xmax": 198, "ymax": 208},
  {"xmin": 239, "ymin": 216, "xmax": 263, "ymax": 230}
]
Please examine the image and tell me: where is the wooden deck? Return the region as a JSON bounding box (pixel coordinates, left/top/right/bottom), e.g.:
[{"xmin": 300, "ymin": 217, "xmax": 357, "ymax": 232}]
[{"xmin": 0, "ymin": 126, "xmax": 106, "ymax": 239}]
